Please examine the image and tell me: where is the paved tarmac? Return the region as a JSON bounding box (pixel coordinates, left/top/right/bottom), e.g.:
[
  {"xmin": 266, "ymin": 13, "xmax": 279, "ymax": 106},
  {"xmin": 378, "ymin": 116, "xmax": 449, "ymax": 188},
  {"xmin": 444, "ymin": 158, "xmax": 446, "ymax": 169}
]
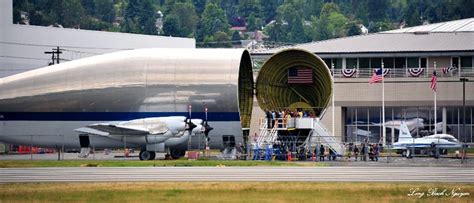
[
  {"xmin": 1, "ymin": 152, "xmax": 472, "ymax": 167},
  {"xmin": 0, "ymin": 166, "xmax": 473, "ymax": 183}
]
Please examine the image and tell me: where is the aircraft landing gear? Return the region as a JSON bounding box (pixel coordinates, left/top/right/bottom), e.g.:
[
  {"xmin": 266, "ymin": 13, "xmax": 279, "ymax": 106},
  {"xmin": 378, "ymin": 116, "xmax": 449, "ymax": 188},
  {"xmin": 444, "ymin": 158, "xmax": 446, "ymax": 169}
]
[
  {"xmin": 170, "ymin": 149, "xmax": 186, "ymax": 159},
  {"xmin": 139, "ymin": 150, "xmax": 156, "ymax": 160}
]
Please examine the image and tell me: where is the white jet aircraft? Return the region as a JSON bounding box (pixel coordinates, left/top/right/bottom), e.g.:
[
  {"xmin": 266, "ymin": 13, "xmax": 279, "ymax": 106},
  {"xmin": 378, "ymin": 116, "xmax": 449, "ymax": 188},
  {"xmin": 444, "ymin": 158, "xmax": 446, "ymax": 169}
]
[
  {"xmin": 392, "ymin": 121, "xmax": 462, "ymax": 157},
  {"xmin": 353, "ymin": 118, "xmax": 424, "ymax": 137},
  {"xmin": 384, "ymin": 118, "xmax": 424, "ymax": 132}
]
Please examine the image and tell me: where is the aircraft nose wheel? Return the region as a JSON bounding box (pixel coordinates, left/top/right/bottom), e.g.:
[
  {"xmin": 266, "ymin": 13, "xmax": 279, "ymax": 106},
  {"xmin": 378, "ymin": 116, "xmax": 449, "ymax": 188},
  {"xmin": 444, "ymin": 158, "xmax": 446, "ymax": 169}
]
[{"xmin": 139, "ymin": 150, "xmax": 156, "ymax": 160}]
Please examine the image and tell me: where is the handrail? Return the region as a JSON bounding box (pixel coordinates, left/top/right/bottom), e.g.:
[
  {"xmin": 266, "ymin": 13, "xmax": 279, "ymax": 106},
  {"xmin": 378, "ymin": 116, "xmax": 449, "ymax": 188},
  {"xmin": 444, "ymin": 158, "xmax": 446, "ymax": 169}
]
[{"xmin": 333, "ymin": 67, "xmax": 474, "ymax": 78}]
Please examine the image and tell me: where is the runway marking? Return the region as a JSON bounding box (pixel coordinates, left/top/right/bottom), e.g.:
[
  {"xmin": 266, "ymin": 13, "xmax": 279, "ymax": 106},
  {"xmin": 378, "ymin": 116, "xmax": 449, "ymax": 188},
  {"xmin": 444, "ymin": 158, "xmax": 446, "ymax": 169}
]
[{"xmin": 0, "ymin": 167, "xmax": 472, "ymax": 183}]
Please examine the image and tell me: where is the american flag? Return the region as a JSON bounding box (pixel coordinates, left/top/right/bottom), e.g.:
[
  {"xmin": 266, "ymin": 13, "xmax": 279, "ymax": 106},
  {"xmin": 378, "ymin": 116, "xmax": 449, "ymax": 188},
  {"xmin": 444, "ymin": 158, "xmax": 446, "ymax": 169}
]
[
  {"xmin": 288, "ymin": 68, "xmax": 313, "ymax": 84},
  {"xmin": 431, "ymin": 70, "xmax": 437, "ymax": 92},
  {"xmin": 369, "ymin": 68, "xmax": 383, "ymax": 84}
]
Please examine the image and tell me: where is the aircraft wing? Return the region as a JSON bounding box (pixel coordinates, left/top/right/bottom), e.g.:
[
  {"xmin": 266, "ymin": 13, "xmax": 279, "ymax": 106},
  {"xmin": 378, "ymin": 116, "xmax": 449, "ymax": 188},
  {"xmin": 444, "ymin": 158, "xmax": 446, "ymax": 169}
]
[{"xmin": 75, "ymin": 123, "xmax": 150, "ymax": 136}]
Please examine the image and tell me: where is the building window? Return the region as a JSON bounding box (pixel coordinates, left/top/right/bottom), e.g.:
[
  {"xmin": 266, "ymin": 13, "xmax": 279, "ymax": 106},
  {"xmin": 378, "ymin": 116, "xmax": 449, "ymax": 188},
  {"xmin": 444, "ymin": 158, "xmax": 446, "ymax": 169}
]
[
  {"xmin": 323, "ymin": 58, "xmax": 343, "ymax": 69},
  {"xmin": 333, "ymin": 58, "xmax": 342, "ymax": 69},
  {"xmin": 420, "ymin": 58, "xmax": 427, "ymax": 68},
  {"xmin": 370, "ymin": 58, "xmax": 381, "ymax": 69},
  {"xmin": 346, "ymin": 58, "xmax": 358, "ymax": 69},
  {"xmin": 461, "ymin": 56, "xmax": 472, "ymax": 70},
  {"xmin": 344, "ymin": 106, "xmax": 474, "ymax": 144},
  {"xmin": 452, "ymin": 57, "xmax": 460, "ymax": 68},
  {"xmin": 383, "ymin": 58, "xmax": 394, "ymax": 69},
  {"xmin": 395, "ymin": 57, "xmax": 406, "ymax": 69},
  {"xmin": 359, "ymin": 58, "xmax": 370, "ymax": 69},
  {"xmin": 407, "ymin": 57, "xmax": 419, "ymax": 68}
]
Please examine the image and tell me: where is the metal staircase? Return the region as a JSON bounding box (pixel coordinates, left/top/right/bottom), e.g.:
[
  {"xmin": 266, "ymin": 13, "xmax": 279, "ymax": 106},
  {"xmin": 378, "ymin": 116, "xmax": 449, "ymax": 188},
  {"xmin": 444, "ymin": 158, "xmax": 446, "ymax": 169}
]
[
  {"xmin": 254, "ymin": 117, "xmax": 344, "ymax": 157},
  {"xmin": 306, "ymin": 120, "xmax": 345, "ymax": 156},
  {"xmin": 256, "ymin": 120, "xmax": 278, "ymax": 147}
]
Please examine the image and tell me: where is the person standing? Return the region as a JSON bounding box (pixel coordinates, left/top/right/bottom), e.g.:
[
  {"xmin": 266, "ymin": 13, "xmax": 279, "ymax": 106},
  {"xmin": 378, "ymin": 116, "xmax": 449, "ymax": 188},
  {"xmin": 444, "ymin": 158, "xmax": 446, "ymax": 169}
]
[
  {"xmin": 347, "ymin": 143, "xmax": 353, "ymax": 161},
  {"xmin": 369, "ymin": 144, "xmax": 374, "ymax": 161},
  {"xmin": 319, "ymin": 145, "xmax": 325, "ymax": 161},
  {"xmin": 373, "ymin": 144, "xmax": 379, "ymax": 162},
  {"xmin": 353, "ymin": 145, "xmax": 359, "ymax": 161},
  {"xmin": 271, "ymin": 111, "xmax": 276, "ymax": 127},
  {"xmin": 361, "ymin": 143, "xmax": 367, "ymax": 161},
  {"xmin": 265, "ymin": 110, "xmax": 272, "ymax": 128}
]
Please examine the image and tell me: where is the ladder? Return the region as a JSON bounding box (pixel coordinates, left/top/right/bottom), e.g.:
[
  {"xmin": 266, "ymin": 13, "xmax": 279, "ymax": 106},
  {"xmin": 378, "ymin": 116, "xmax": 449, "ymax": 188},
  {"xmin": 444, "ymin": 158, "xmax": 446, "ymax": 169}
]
[
  {"xmin": 257, "ymin": 119, "xmax": 278, "ymax": 147},
  {"xmin": 306, "ymin": 120, "xmax": 345, "ymax": 156}
]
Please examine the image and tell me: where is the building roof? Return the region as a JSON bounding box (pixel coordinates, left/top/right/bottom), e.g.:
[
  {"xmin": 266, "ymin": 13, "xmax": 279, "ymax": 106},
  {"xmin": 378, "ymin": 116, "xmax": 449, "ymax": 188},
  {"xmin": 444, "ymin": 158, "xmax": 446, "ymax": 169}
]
[
  {"xmin": 383, "ymin": 18, "xmax": 474, "ymax": 33},
  {"xmin": 255, "ymin": 18, "xmax": 474, "ymax": 55}
]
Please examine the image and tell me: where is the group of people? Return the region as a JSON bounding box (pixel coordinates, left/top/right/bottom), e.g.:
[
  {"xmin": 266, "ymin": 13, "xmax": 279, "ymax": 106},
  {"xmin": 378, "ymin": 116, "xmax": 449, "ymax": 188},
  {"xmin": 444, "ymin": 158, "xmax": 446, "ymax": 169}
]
[
  {"xmin": 346, "ymin": 142, "xmax": 382, "ymax": 161},
  {"xmin": 265, "ymin": 108, "xmax": 315, "ymax": 128},
  {"xmin": 316, "ymin": 145, "xmax": 338, "ymax": 161}
]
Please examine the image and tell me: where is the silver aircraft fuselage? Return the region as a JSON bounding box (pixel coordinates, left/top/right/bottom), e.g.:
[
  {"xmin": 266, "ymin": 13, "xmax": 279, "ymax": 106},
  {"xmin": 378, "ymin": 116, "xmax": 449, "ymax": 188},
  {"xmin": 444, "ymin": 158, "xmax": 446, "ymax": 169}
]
[{"xmin": 0, "ymin": 48, "xmax": 254, "ymax": 151}]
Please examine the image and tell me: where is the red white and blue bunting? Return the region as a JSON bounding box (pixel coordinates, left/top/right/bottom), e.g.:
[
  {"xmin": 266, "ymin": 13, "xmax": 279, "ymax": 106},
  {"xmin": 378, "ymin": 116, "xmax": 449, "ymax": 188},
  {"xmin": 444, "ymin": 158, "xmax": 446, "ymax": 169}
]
[
  {"xmin": 373, "ymin": 68, "xmax": 390, "ymax": 77},
  {"xmin": 442, "ymin": 67, "xmax": 457, "ymax": 74},
  {"xmin": 341, "ymin": 68, "xmax": 357, "ymax": 78},
  {"xmin": 408, "ymin": 68, "xmax": 424, "ymax": 77}
]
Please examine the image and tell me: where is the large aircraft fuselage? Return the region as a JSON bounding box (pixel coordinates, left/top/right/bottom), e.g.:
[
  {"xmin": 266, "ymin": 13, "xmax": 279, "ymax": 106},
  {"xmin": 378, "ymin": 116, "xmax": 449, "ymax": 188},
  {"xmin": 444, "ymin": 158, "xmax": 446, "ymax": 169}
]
[{"xmin": 0, "ymin": 48, "xmax": 254, "ymax": 150}]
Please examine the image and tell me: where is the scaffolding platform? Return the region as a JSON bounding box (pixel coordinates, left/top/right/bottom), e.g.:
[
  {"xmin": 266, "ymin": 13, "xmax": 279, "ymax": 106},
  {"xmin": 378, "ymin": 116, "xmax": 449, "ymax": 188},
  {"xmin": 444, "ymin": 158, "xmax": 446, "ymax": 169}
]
[{"xmin": 253, "ymin": 117, "xmax": 345, "ymax": 160}]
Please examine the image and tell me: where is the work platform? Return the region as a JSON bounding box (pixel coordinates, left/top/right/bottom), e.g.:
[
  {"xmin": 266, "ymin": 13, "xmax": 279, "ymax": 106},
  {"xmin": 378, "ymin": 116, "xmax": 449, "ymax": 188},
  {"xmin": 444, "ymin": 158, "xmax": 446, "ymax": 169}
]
[{"xmin": 253, "ymin": 117, "xmax": 345, "ymax": 160}]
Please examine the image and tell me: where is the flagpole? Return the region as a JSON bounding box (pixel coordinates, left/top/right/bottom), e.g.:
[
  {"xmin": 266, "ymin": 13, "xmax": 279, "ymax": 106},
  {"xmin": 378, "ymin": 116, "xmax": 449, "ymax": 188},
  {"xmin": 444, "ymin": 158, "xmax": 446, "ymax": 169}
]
[
  {"xmin": 382, "ymin": 62, "xmax": 386, "ymax": 146},
  {"xmin": 331, "ymin": 63, "xmax": 335, "ymax": 139},
  {"xmin": 434, "ymin": 61, "xmax": 437, "ymax": 135}
]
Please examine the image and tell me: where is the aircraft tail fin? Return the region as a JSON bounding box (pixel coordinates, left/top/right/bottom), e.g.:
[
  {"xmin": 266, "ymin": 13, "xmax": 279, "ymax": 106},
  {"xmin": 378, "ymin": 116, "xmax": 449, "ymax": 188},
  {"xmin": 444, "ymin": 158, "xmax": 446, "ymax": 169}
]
[{"xmin": 398, "ymin": 121, "xmax": 413, "ymax": 141}]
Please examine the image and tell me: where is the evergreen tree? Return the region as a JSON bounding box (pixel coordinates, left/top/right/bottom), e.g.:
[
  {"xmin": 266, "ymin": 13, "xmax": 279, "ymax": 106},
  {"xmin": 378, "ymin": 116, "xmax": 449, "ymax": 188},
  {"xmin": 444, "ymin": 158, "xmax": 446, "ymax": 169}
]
[
  {"xmin": 247, "ymin": 13, "xmax": 259, "ymax": 31},
  {"xmin": 163, "ymin": 2, "xmax": 198, "ymax": 37},
  {"xmin": 231, "ymin": 30, "xmax": 242, "ymax": 45},
  {"xmin": 238, "ymin": 0, "xmax": 261, "ymax": 19},
  {"xmin": 260, "ymin": 0, "xmax": 282, "ymax": 23},
  {"xmin": 347, "ymin": 21, "xmax": 362, "ymax": 36},
  {"xmin": 196, "ymin": 3, "xmax": 229, "ymax": 43},
  {"xmin": 213, "ymin": 31, "xmax": 232, "ymax": 47},
  {"xmin": 122, "ymin": 0, "xmax": 157, "ymax": 35},
  {"xmin": 163, "ymin": 14, "xmax": 180, "ymax": 36},
  {"xmin": 367, "ymin": 0, "xmax": 389, "ymax": 22}
]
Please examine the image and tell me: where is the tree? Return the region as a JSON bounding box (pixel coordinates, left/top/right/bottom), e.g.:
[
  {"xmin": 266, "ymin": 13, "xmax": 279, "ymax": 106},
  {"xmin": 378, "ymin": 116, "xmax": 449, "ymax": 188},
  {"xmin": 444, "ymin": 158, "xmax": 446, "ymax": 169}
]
[
  {"xmin": 231, "ymin": 31, "xmax": 241, "ymax": 45},
  {"xmin": 367, "ymin": 0, "xmax": 389, "ymax": 22},
  {"xmin": 238, "ymin": 0, "xmax": 261, "ymax": 19},
  {"xmin": 162, "ymin": 14, "xmax": 180, "ymax": 36},
  {"xmin": 264, "ymin": 19, "xmax": 286, "ymax": 42},
  {"xmin": 311, "ymin": 3, "xmax": 347, "ymax": 41},
  {"xmin": 192, "ymin": 0, "xmax": 207, "ymax": 15},
  {"xmin": 327, "ymin": 12, "xmax": 348, "ymax": 38},
  {"xmin": 260, "ymin": 0, "xmax": 282, "ymax": 23},
  {"xmin": 346, "ymin": 21, "xmax": 362, "ymax": 36},
  {"xmin": 121, "ymin": 0, "xmax": 157, "ymax": 35},
  {"xmin": 61, "ymin": 0, "xmax": 86, "ymax": 28},
  {"xmin": 404, "ymin": 2, "xmax": 421, "ymax": 27},
  {"xmin": 306, "ymin": 0, "xmax": 323, "ymax": 20},
  {"xmin": 368, "ymin": 20, "xmax": 395, "ymax": 33},
  {"xmin": 247, "ymin": 13, "xmax": 259, "ymax": 31},
  {"xmin": 196, "ymin": 3, "xmax": 229, "ymax": 42},
  {"xmin": 213, "ymin": 31, "xmax": 232, "ymax": 47},
  {"xmin": 163, "ymin": 3, "xmax": 198, "ymax": 37},
  {"xmin": 94, "ymin": 0, "xmax": 115, "ymax": 23},
  {"xmin": 271, "ymin": 2, "xmax": 304, "ymax": 43}
]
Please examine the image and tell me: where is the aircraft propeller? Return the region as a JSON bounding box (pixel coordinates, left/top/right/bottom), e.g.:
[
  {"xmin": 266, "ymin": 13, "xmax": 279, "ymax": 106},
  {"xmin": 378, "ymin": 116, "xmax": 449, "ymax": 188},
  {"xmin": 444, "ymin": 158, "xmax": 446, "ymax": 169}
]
[{"xmin": 203, "ymin": 107, "xmax": 213, "ymax": 141}]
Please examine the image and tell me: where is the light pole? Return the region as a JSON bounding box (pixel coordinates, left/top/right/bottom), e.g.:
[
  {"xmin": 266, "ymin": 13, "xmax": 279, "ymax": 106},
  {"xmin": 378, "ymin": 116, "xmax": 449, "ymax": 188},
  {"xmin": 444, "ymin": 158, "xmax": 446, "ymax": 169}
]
[{"xmin": 460, "ymin": 78, "xmax": 468, "ymax": 163}]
